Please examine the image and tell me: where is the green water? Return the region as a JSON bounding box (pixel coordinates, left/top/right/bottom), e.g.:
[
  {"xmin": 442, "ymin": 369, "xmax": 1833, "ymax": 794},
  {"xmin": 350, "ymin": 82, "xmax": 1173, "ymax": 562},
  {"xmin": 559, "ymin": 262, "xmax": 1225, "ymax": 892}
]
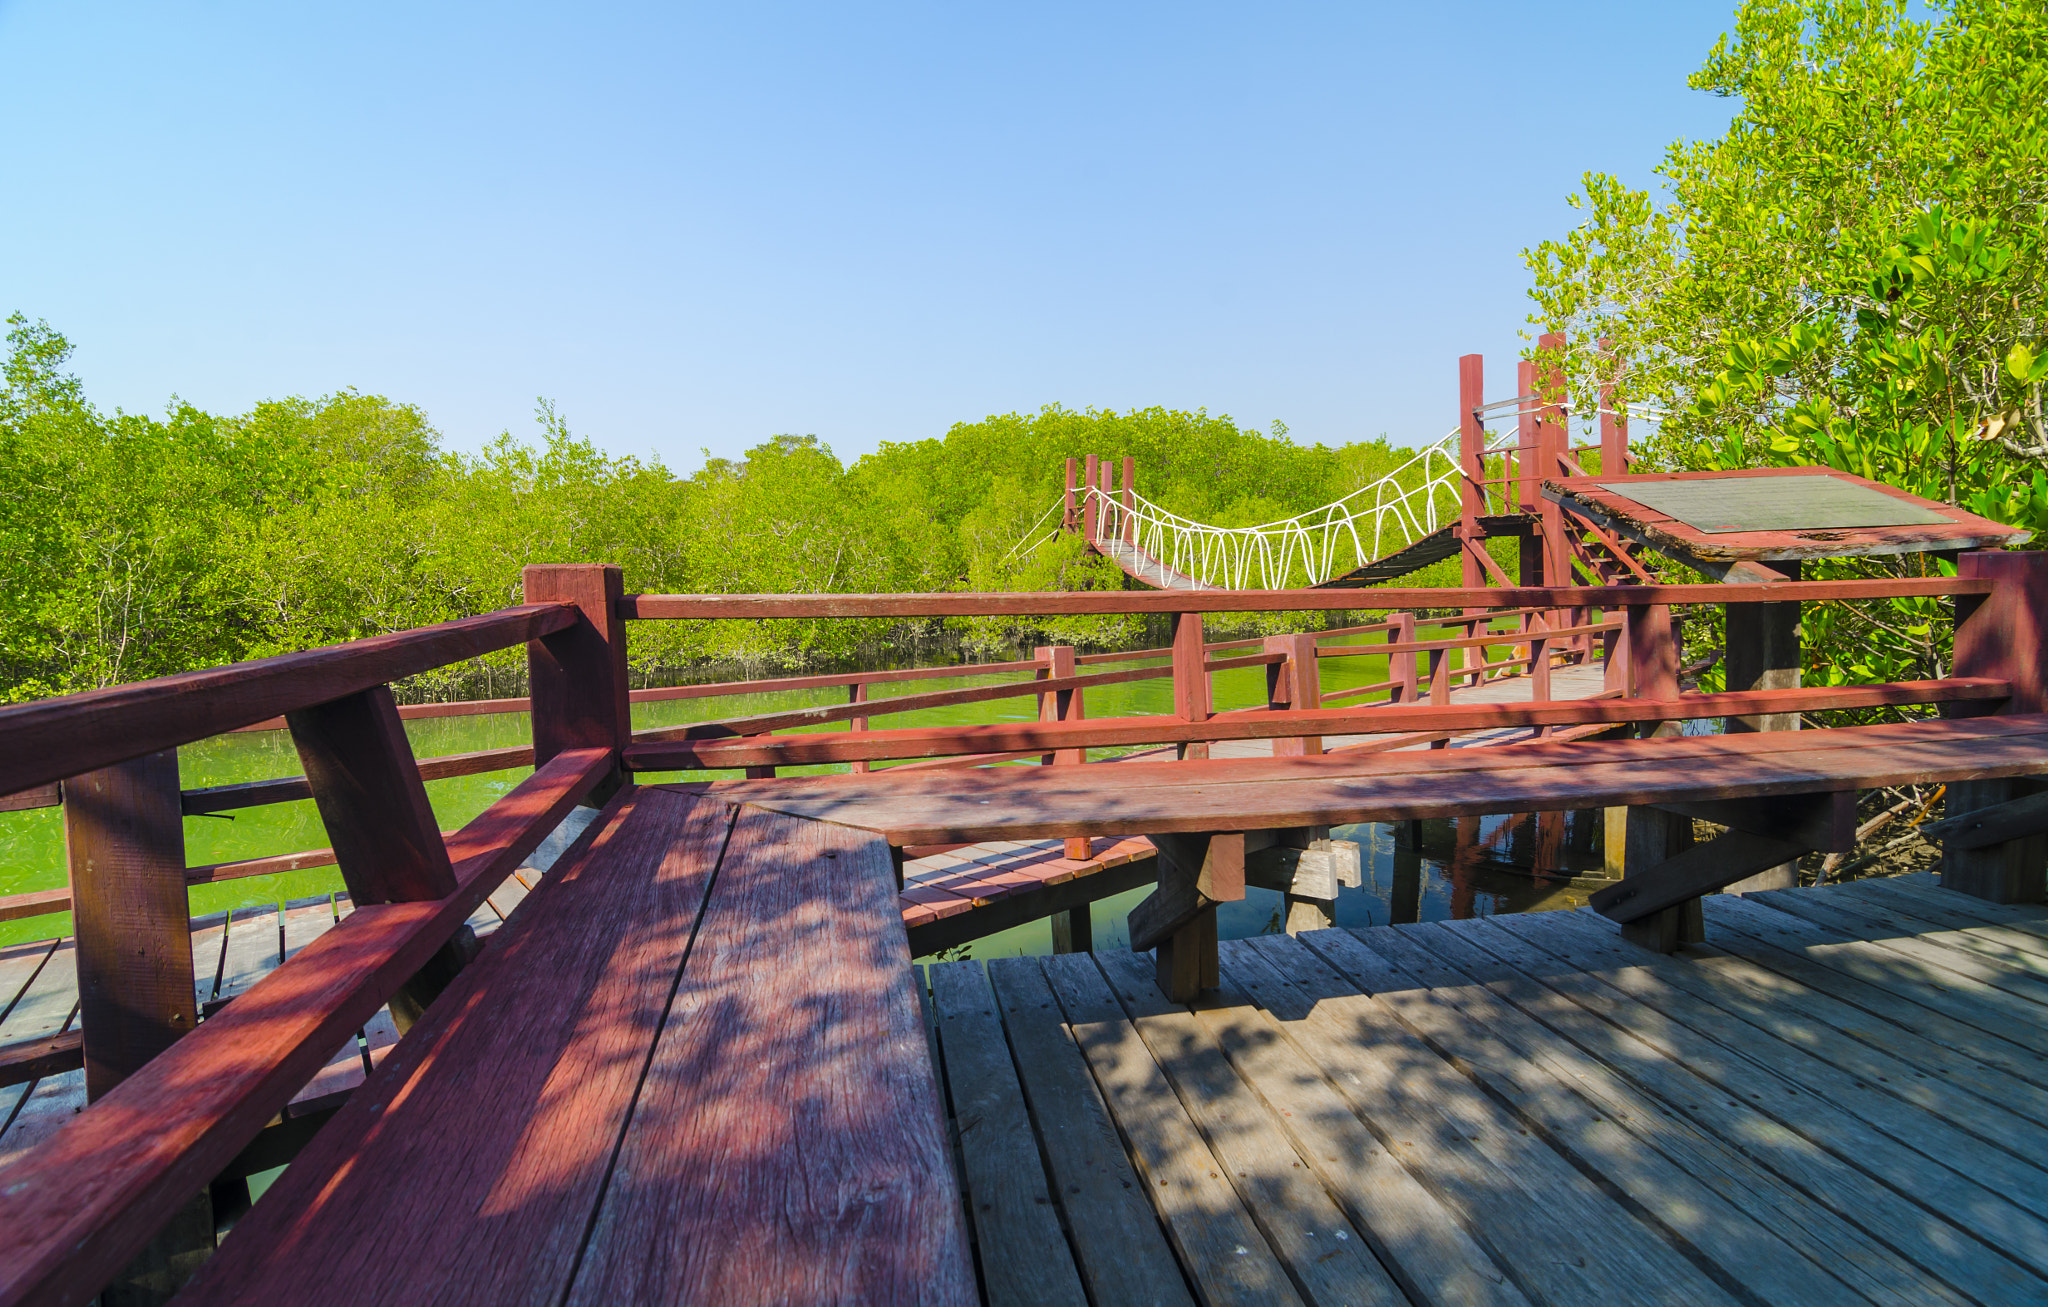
[{"xmin": 0, "ymin": 633, "xmax": 1553, "ymax": 952}]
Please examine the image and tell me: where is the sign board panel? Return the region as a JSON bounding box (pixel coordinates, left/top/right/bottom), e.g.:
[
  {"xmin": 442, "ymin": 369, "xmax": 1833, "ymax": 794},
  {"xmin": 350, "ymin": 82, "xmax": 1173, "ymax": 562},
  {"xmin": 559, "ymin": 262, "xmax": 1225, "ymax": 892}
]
[{"xmin": 1594, "ymin": 473, "xmax": 1950, "ymax": 535}]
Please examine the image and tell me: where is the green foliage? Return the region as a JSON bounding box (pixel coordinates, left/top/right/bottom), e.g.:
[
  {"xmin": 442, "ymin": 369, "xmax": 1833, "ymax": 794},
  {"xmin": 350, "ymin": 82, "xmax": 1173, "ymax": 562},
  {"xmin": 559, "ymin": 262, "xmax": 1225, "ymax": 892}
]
[
  {"xmin": 1524, "ymin": 0, "xmax": 2048, "ymax": 696},
  {"xmin": 0, "ymin": 323, "xmax": 1421, "ymax": 700}
]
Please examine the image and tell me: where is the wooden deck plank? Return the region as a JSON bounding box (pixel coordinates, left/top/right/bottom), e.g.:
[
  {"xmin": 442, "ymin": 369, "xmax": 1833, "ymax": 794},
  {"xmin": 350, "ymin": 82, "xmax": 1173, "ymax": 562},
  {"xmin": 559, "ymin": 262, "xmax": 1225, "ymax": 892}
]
[
  {"xmin": 1342, "ymin": 920, "xmax": 1964, "ymax": 1307},
  {"xmin": 1180, "ymin": 965, "xmax": 1532, "ymax": 1307},
  {"xmin": 1038, "ymin": 952, "xmax": 1305, "ymax": 1305},
  {"xmin": 1707, "ymin": 893, "xmax": 2048, "ymax": 1063},
  {"xmin": 1488, "ymin": 911, "xmax": 2048, "ymax": 1251},
  {"xmin": 1830, "ymin": 878, "xmax": 2048, "ymax": 969},
  {"xmin": 1457, "ymin": 913, "xmax": 2048, "ymax": 1302},
  {"xmin": 188, "ymin": 912, "xmax": 229, "ymax": 1010},
  {"xmin": 927, "ymin": 961, "xmax": 1088, "ymax": 1307},
  {"xmin": 1690, "ymin": 902, "xmax": 2048, "ymax": 1128},
  {"xmin": 178, "ymin": 788, "xmax": 726, "ymax": 1306},
  {"xmin": 1089, "ymin": 948, "xmax": 1407, "ymax": 1307},
  {"xmin": 982, "ymin": 958, "xmax": 1195, "ymax": 1307},
  {"xmin": 1533, "ymin": 909, "xmax": 2048, "ymax": 1210},
  {"xmin": 1753, "ymin": 888, "xmax": 2048, "ymax": 1010},
  {"xmin": 0, "ymin": 941, "xmax": 57, "ymax": 1026},
  {"xmin": 1221, "ymin": 933, "xmax": 1737, "ymax": 1307},
  {"xmin": 564, "ymin": 806, "xmax": 974, "ymax": 1307},
  {"xmin": 1851, "ymin": 877, "xmax": 2048, "ymax": 937}
]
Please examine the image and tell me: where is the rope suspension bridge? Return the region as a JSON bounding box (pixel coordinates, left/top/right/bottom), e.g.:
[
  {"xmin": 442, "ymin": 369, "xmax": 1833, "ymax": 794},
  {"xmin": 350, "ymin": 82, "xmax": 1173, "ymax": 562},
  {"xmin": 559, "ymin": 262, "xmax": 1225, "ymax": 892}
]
[{"xmin": 1033, "ymin": 334, "xmax": 1666, "ymax": 592}]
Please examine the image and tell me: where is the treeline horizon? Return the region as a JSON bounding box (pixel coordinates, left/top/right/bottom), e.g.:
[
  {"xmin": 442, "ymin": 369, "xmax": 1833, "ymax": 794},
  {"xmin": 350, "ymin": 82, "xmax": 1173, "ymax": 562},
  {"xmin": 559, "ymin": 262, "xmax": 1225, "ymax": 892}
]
[{"xmin": 0, "ymin": 316, "xmax": 1445, "ymax": 704}]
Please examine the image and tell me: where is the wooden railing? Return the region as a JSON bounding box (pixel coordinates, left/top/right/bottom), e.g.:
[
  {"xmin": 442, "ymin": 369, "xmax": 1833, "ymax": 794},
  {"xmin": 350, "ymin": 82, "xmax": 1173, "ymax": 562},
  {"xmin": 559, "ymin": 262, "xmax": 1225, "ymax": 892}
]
[{"xmin": 0, "ymin": 556, "xmax": 2030, "ymax": 1307}]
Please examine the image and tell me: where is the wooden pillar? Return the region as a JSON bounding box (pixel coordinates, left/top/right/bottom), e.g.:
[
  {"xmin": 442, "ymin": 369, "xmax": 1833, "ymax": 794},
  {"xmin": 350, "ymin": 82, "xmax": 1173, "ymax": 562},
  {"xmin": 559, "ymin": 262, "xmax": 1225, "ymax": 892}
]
[
  {"xmin": 1723, "ymin": 562, "xmax": 1803, "ymax": 892},
  {"xmin": 1390, "ymin": 613, "xmax": 1418, "ymax": 702},
  {"xmin": 1082, "ymin": 454, "xmax": 1099, "ymax": 545},
  {"xmin": 523, "ymin": 563, "xmax": 631, "ymax": 806},
  {"xmin": 847, "ymin": 682, "xmax": 871, "ymax": 775},
  {"xmin": 1263, "ymin": 633, "xmax": 1321, "ymax": 755},
  {"xmin": 1050, "ymin": 902, "xmax": 1092, "ymax": 954},
  {"xmin": 1122, "ymin": 456, "xmax": 1137, "ymax": 545},
  {"xmin": 1944, "ymin": 550, "xmax": 2048, "ymax": 901},
  {"xmin": 1536, "ymin": 332, "xmax": 1571, "ymax": 603},
  {"xmin": 66, "ymin": 751, "xmax": 213, "ymax": 1304},
  {"xmin": 1147, "ymin": 832, "xmax": 1241, "ymax": 1001},
  {"xmin": 1036, "ymin": 645, "xmax": 1090, "ymax": 860},
  {"xmin": 1620, "ymin": 807, "xmax": 1703, "ymax": 951},
  {"xmin": 289, "ymin": 686, "xmax": 469, "ymax": 1030},
  {"xmin": 1458, "ymin": 354, "xmax": 1485, "ymax": 588},
  {"xmin": 1389, "ymin": 843, "xmax": 1423, "ymax": 924},
  {"xmin": 1598, "ymin": 337, "xmax": 1628, "ymax": 476},
  {"xmin": 1172, "ymin": 613, "xmax": 1210, "ymax": 760},
  {"xmin": 1063, "ymin": 457, "xmax": 1078, "ymax": 529},
  {"xmin": 1608, "ymin": 603, "xmax": 1680, "ymax": 880}
]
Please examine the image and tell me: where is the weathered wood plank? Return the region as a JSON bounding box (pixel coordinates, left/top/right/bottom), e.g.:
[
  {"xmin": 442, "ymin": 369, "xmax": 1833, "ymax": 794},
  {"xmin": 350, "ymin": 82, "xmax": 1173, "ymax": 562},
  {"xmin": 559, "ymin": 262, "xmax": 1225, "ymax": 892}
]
[
  {"xmin": 1537, "ymin": 909, "xmax": 2048, "ymax": 1198},
  {"xmin": 1466, "ymin": 909, "xmax": 2048, "ymax": 1302},
  {"xmin": 0, "ymin": 941, "xmax": 57, "ymax": 1027},
  {"xmin": 927, "ymin": 962, "xmax": 1086, "ymax": 1307},
  {"xmin": 1222, "ymin": 934, "xmax": 1736, "ymax": 1307},
  {"xmin": 1753, "ymin": 888, "xmax": 2048, "ymax": 1009},
  {"xmin": 1091, "ymin": 949, "xmax": 1405, "ymax": 1306},
  {"xmin": 1039, "ymin": 952, "xmax": 1304, "ymax": 1304},
  {"xmin": 1181, "ymin": 966, "xmax": 1530, "ymax": 1307},
  {"xmin": 1701, "ymin": 893, "xmax": 2048, "ymax": 1092},
  {"xmin": 1835, "ymin": 878, "xmax": 2048, "ymax": 966},
  {"xmin": 565, "ymin": 807, "xmax": 973, "ymax": 1306},
  {"xmin": 1340, "ymin": 921, "xmax": 1960, "ymax": 1307},
  {"xmin": 176, "ymin": 787, "xmax": 710, "ymax": 1305},
  {"xmin": 982, "ymin": 958, "xmax": 1194, "ymax": 1307},
  {"xmin": 1593, "ymin": 827, "xmax": 1807, "ymax": 927}
]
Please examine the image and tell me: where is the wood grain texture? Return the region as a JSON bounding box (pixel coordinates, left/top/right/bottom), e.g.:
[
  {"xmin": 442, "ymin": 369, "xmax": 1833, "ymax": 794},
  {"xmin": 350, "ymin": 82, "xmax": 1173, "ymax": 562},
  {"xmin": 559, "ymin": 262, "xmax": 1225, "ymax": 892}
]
[
  {"xmin": 0, "ymin": 603, "xmax": 573, "ymax": 798},
  {"xmin": 692, "ymin": 714, "xmax": 2048, "ymax": 846},
  {"xmin": 1343, "ymin": 922, "xmax": 1939, "ymax": 1307},
  {"xmin": 1471, "ymin": 913, "xmax": 2048, "ymax": 1299},
  {"xmin": 1923, "ymin": 787, "xmax": 2048, "ymax": 850},
  {"xmin": 288, "ymin": 685, "xmax": 456, "ymax": 907},
  {"xmin": 630, "ymin": 678, "xmax": 2007, "ymax": 770},
  {"xmin": 928, "ymin": 962, "xmax": 1087, "ymax": 1307},
  {"xmin": 64, "ymin": 750, "xmax": 196, "ymax": 1102},
  {"xmin": 565, "ymin": 806, "xmax": 974, "ymax": 1307},
  {"xmin": 1091, "ymin": 950, "xmax": 1406, "ymax": 1306},
  {"xmin": 0, "ymin": 748, "xmax": 608, "ymax": 1307},
  {"xmin": 524, "ymin": 563, "xmax": 632, "ymax": 769},
  {"xmin": 177, "ymin": 787, "xmax": 725, "ymax": 1305},
  {"xmin": 1039, "ymin": 952, "xmax": 1304, "ymax": 1305},
  {"xmin": 982, "ymin": 958, "xmax": 1194, "ymax": 1307},
  {"xmin": 1224, "ymin": 934, "xmax": 1736, "ymax": 1307},
  {"xmin": 618, "ymin": 574, "xmax": 1991, "ymax": 621},
  {"xmin": 1591, "ymin": 828, "xmax": 1810, "ymax": 925}
]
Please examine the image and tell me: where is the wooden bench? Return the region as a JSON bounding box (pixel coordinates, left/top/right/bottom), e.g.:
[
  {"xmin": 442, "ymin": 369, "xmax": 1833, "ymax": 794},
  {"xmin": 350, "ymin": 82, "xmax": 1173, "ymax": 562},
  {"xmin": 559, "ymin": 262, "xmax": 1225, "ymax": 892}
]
[
  {"xmin": 170, "ymin": 786, "xmax": 972, "ymax": 1304},
  {"xmin": 693, "ymin": 713, "xmax": 2048, "ymax": 984}
]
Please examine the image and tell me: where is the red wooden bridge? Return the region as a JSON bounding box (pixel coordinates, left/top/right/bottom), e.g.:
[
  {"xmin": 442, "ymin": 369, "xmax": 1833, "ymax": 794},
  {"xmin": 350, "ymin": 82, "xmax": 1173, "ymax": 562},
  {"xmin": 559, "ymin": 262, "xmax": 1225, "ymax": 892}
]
[{"xmin": 0, "ymin": 548, "xmax": 2046, "ymax": 1303}]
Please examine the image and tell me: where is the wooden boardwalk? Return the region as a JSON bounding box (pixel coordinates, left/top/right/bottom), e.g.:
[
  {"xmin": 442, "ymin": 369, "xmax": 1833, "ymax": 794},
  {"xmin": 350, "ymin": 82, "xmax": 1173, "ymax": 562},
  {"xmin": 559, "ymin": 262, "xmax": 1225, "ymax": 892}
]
[{"xmin": 925, "ymin": 873, "xmax": 2048, "ymax": 1306}]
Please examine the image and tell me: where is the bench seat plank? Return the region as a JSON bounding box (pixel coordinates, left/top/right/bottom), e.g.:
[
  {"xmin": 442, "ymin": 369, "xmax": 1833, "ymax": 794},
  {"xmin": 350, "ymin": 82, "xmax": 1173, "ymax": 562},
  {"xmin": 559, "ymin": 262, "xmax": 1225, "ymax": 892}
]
[
  {"xmin": 690, "ymin": 717, "xmax": 2048, "ymax": 845},
  {"xmin": 178, "ymin": 786, "xmax": 729, "ymax": 1304},
  {"xmin": 563, "ymin": 805, "xmax": 973, "ymax": 1306}
]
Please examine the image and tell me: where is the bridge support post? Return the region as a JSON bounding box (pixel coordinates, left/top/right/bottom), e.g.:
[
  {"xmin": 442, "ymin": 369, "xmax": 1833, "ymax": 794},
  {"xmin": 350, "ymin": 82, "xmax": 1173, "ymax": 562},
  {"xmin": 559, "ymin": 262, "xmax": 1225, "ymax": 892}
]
[
  {"xmin": 1606, "ymin": 603, "xmax": 1681, "ymax": 882},
  {"xmin": 1724, "ymin": 564, "xmax": 1804, "ymax": 893},
  {"xmin": 65, "ymin": 751, "xmax": 213, "ymax": 1304},
  {"xmin": 1082, "ymin": 454, "xmax": 1099, "ymax": 546},
  {"xmin": 1458, "ymin": 354, "xmax": 1485, "ymax": 589},
  {"xmin": 1172, "ymin": 613, "xmax": 1211, "ymax": 761},
  {"xmin": 1036, "ymin": 645, "xmax": 1092, "ymax": 862},
  {"xmin": 1263, "ymin": 633, "xmax": 1321, "ymax": 755},
  {"xmin": 1943, "ymin": 550, "xmax": 2048, "ymax": 902},
  {"xmin": 1390, "ymin": 613, "xmax": 1418, "ymax": 702}
]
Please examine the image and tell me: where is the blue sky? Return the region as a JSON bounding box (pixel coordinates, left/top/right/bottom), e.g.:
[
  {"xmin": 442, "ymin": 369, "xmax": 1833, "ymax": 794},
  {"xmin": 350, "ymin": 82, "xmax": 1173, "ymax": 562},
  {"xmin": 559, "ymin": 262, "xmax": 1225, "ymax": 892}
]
[{"xmin": 0, "ymin": 2, "xmax": 1737, "ymax": 469}]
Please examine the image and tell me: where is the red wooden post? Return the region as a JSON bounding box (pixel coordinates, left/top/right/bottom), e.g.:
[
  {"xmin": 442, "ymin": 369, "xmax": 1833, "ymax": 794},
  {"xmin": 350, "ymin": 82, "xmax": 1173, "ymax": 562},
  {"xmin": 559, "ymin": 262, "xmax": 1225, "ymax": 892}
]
[
  {"xmin": 1122, "ymin": 456, "xmax": 1137, "ymax": 545},
  {"xmin": 1458, "ymin": 355, "xmax": 1486, "ymax": 591},
  {"xmin": 64, "ymin": 750, "xmax": 212, "ymax": 1305},
  {"xmin": 1063, "ymin": 457, "xmax": 1078, "ymax": 529},
  {"xmin": 1515, "ymin": 360, "xmax": 1542, "ymax": 590},
  {"xmin": 1035, "ymin": 645, "xmax": 1091, "ymax": 861},
  {"xmin": 1537, "ymin": 331, "xmax": 1571, "ymax": 598},
  {"xmin": 1391, "ymin": 613, "xmax": 1418, "ymax": 702},
  {"xmin": 523, "ymin": 564, "xmax": 631, "ymax": 803},
  {"xmin": 1172, "ymin": 613, "xmax": 1210, "ymax": 760},
  {"xmin": 847, "ymin": 682, "xmax": 871, "ymax": 775},
  {"xmin": 1599, "ymin": 337, "xmax": 1629, "ymax": 476},
  {"xmin": 1945, "ymin": 550, "xmax": 2048, "ymax": 902},
  {"xmin": 288, "ymin": 685, "xmax": 467, "ymax": 1027},
  {"xmin": 1082, "ymin": 454, "xmax": 1100, "ymax": 545},
  {"xmin": 1263, "ymin": 633, "xmax": 1322, "ymax": 756},
  {"xmin": 65, "ymin": 751, "xmax": 193, "ymax": 1103}
]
